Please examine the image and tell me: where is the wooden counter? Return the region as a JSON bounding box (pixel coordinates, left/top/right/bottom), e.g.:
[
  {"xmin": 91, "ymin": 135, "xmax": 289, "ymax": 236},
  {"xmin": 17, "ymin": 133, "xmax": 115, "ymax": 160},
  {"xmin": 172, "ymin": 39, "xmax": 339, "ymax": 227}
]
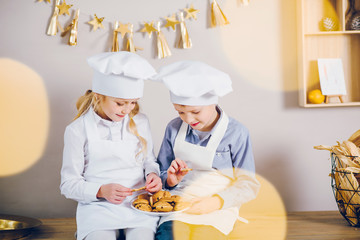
[{"xmin": 17, "ymin": 211, "xmax": 360, "ymax": 239}]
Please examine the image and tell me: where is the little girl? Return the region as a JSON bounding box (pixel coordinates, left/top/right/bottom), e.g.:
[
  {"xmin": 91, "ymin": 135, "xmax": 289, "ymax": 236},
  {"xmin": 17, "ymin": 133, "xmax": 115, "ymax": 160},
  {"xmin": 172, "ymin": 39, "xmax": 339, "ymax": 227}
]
[
  {"xmin": 60, "ymin": 52, "xmax": 162, "ymax": 240},
  {"xmin": 153, "ymin": 61, "xmax": 260, "ymax": 240}
]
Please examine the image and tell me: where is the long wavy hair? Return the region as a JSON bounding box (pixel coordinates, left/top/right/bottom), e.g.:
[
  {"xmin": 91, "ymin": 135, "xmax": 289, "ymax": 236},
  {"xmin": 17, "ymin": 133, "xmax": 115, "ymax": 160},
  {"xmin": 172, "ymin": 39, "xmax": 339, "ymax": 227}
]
[{"xmin": 74, "ymin": 89, "xmax": 147, "ymax": 160}]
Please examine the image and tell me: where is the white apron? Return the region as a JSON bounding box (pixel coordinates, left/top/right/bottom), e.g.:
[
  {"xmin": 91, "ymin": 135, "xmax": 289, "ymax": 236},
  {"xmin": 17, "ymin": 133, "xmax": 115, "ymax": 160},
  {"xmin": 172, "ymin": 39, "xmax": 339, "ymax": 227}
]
[
  {"xmin": 159, "ymin": 112, "xmax": 247, "ymax": 235},
  {"xmin": 76, "ymin": 112, "xmax": 158, "ymax": 240}
]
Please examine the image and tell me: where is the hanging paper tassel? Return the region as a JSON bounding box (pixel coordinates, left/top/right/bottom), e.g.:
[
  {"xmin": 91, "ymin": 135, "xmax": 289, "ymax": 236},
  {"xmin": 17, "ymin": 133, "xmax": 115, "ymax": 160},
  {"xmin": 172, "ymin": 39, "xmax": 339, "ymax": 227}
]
[
  {"xmin": 61, "ymin": 9, "xmax": 80, "ymax": 46},
  {"xmin": 112, "ymin": 21, "xmax": 120, "ymax": 52},
  {"xmin": 238, "ymin": 0, "xmax": 250, "ymax": 6},
  {"xmin": 211, "ymin": 0, "xmax": 230, "ymax": 27},
  {"xmin": 126, "ymin": 24, "xmax": 136, "ymax": 53},
  {"xmin": 156, "ymin": 21, "xmax": 171, "ymax": 59},
  {"xmin": 177, "ymin": 12, "xmax": 192, "ymax": 49},
  {"xmin": 47, "ymin": 0, "xmax": 63, "ymax": 35},
  {"xmin": 69, "ymin": 9, "xmax": 80, "ymax": 46}
]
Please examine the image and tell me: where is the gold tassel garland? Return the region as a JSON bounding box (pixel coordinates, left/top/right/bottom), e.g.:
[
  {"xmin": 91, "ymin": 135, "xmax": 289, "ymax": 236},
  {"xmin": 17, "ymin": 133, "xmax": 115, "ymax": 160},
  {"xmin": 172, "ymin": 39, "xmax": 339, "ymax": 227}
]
[
  {"xmin": 61, "ymin": 9, "xmax": 80, "ymax": 46},
  {"xmin": 40, "ymin": 2, "xmax": 230, "ymax": 57},
  {"xmin": 211, "ymin": 0, "xmax": 230, "ymax": 27},
  {"xmin": 238, "ymin": 0, "xmax": 250, "ymax": 6},
  {"xmin": 69, "ymin": 9, "xmax": 80, "ymax": 46},
  {"xmin": 126, "ymin": 24, "xmax": 135, "ymax": 52},
  {"xmin": 177, "ymin": 12, "xmax": 192, "ymax": 49},
  {"xmin": 156, "ymin": 21, "xmax": 171, "ymax": 59},
  {"xmin": 47, "ymin": 0, "xmax": 62, "ymax": 36},
  {"xmin": 112, "ymin": 21, "xmax": 120, "ymax": 52}
]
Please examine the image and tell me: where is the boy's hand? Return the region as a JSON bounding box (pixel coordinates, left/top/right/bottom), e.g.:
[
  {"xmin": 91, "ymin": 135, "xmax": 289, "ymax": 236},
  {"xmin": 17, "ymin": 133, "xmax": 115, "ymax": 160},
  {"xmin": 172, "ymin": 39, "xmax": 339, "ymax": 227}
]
[
  {"xmin": 145, "ymin": 172, "xmax": 162, "ymax": 193},
  {"xmin": 185, "ymin": 195, "xmax": 224, "ymax": 214},
  {"xmin": 96, "ymin": 183, "xmax": 132, "ymax": 204},
  {"xmin": 166, "ymin": 158, "xmax": 189, "ymax": 187}
]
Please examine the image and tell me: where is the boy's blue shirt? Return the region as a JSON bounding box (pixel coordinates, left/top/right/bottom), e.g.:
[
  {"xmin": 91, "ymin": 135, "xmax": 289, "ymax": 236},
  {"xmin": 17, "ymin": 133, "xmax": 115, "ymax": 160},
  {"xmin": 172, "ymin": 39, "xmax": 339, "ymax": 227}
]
[{"xmin": 157, "ymin": 106, "xmax": 258, "ymax": 209}]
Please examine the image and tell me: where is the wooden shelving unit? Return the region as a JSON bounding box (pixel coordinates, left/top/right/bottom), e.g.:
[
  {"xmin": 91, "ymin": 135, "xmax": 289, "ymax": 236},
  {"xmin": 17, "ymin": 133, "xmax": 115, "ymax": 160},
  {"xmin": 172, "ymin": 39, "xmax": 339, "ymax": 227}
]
[{"xmin": 297, "ymin": 0, "xmax": 360, "ymax": 107}]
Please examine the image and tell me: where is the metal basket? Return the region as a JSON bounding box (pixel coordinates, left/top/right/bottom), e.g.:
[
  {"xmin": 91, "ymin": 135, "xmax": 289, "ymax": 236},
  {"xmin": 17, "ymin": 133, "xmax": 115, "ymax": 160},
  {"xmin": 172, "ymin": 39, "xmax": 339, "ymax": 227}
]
[{"xmin": 330, "ymin": 153, "xmax": 360, "ymax": 226}]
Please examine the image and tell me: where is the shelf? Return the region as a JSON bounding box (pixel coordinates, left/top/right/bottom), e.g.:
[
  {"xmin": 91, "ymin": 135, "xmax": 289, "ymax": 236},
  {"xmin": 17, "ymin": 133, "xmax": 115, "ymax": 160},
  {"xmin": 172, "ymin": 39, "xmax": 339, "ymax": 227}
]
[
  {"xmin": 297, "ymin": 0, "xmax": 360, "ymax": 108},
  {"xmin": 305, "ymin": 30, "xmax": 360, "ymax": 36},
  {"xmin": 303, "ymin": 102, "xmax": 360, "ymax": 108}
]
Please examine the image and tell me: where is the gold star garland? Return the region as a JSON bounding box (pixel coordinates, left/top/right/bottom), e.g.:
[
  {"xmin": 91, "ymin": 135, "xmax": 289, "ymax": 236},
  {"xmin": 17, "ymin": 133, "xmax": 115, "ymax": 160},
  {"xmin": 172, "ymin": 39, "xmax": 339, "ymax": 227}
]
[
  {"xmin": 39, "ymin": 1, "xmax": 249, "ymax": 57},
  {"xmin": 116, "ymin": 22, "xmax": 131, "ymax": 39},
  {"xmin": 140, "ymin": 21, "xmax": 157, "ymax": 38},
  {"xmin": 164, "ymin": 14, "xmax": 180, "ymax": 32},
  {"xmin": 57, "ymin": 0, "xmax": 72, "ymax": 16},
  {"xmin": 88, "ymin": 14, "xmax": 105, "ymax": 31},
  {"xmin": 184, "ymin": 4, "xmax": 200, "ymax": 20}
]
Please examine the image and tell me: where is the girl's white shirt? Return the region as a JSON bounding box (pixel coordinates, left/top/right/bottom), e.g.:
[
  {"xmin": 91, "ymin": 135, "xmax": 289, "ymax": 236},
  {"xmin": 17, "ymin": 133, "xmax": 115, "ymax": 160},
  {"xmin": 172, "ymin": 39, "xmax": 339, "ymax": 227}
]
[{"xmin": 60, "ymin": 108, "xmax": 159, "ymax": 203}]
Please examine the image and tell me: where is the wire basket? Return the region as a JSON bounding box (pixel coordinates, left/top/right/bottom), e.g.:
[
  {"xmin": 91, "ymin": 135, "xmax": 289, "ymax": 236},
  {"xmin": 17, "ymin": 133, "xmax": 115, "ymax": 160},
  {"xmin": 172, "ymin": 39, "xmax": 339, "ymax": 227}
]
[{"xmin": 330, "ymin": 153, "xmax": 360, "ymax": 226}]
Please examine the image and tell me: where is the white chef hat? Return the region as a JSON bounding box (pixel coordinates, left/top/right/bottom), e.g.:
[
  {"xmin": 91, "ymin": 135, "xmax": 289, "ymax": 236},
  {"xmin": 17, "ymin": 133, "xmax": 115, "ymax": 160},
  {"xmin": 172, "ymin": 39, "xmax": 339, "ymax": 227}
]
[
  {"xmin": 154, "ymin": 61, "xmax": 232, "ymax": 105},
  {"xmin": 87, "ymin": 51, "xmax": 156, "ymax": 99}
]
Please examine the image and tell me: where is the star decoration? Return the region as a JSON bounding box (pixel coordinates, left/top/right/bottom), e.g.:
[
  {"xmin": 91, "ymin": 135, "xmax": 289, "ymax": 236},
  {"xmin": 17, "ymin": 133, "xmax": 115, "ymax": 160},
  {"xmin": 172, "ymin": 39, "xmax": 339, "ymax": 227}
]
[
  {"xmin": 38, "ymin": 0, "xmax": 51, "ymax": 3},
  {"xmin": 164, "ymin": 14, "xmax": 180, "ymax": 31},
  {"xmin": 115, "ymin": 22, "xmax": 131, "ymax": 39},
  {"xmin": 184, "ymin": 4, "xmax": 200, "ymax": 20},
  {"xmin": 88, "ymin": 14, "xmax": 105, "ymax": 31},
  {"xmin": 56, "ymin": 0, "xmax": 73, "ymax": 16},
  {"xmin": 140, "ymin": 21, "xmax": 157, "ymax": 38}
]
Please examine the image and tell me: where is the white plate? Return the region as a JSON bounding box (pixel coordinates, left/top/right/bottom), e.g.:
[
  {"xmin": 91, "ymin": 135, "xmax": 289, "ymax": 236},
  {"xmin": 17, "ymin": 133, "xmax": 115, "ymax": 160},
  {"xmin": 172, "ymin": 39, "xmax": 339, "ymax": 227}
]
[{"xmin": 130, "ymin": 198, "xmax": 189, "ymax": 216}]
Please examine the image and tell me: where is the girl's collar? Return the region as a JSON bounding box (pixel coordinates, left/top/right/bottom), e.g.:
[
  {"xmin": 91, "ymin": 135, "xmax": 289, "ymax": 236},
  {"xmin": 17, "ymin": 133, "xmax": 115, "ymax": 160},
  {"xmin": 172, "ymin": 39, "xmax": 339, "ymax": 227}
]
[{"xmin": 90, "ymin": 107, "xmax": 127, "ymax": 127}]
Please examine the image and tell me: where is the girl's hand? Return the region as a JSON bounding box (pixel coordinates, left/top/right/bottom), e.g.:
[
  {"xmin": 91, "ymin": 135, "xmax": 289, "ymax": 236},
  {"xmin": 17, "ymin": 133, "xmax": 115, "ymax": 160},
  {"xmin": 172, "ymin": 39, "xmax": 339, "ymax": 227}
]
[
  {"xmin": 185, "ymin": 195, "xmax": 223, "ymax": 215},
  {"xmin": 96, "ymin": 183, "xmax": 132, "ymax": 204},
  {"xmin": 166, "ymin": 158, "xmax": 189, "ymax": 187},
  {"xmin": 145, "ymin": 172, "xmax": 162, "ymax": 193}
]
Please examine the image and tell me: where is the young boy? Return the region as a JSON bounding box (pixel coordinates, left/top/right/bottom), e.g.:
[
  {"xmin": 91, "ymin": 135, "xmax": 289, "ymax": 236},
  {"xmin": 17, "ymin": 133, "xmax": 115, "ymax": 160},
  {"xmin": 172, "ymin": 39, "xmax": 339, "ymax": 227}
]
[{"xmin": 154, "ymin": 60, "xmax": 260, "ymax": 240}]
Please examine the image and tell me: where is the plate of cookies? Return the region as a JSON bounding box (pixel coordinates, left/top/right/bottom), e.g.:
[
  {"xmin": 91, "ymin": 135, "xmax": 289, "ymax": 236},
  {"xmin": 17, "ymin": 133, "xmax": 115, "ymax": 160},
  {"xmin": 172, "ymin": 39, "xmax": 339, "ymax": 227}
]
[{"xmin": 131, "ymin": 190, "xmax": 191, "ymax": 216}]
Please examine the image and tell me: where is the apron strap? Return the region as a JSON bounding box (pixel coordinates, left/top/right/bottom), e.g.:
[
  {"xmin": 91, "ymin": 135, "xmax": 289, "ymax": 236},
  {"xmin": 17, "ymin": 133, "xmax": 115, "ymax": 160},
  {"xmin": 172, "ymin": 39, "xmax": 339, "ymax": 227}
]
[
  {"xmin": 84, "ymin": 108, "xmax": 100, "ymax": 141},
  {"xmin": 174, "ymin": 121, "xmax": 189, "ymax": 146},
  {"xmin": 174, "ymin": 111, "xmax": 229, "ymax": 151},
  {"xmin": 206, "ymin": 111, "xmax": 229, "ymax": 150}
]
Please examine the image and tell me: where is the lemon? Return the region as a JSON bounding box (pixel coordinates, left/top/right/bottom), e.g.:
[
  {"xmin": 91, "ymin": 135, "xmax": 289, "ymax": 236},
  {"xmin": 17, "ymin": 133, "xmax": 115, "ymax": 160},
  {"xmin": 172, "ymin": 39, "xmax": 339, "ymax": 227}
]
[{"xmin": 308, "ymin": 89, "xmax": 325, "ymax": 104}]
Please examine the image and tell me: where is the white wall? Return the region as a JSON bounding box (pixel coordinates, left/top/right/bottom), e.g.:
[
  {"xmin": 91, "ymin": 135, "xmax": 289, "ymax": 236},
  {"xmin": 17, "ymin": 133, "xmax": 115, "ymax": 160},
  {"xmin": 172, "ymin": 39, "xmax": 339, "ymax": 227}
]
[{"xmin": 1, "ymin": 0, "xmax": 358, "ymax": 218}]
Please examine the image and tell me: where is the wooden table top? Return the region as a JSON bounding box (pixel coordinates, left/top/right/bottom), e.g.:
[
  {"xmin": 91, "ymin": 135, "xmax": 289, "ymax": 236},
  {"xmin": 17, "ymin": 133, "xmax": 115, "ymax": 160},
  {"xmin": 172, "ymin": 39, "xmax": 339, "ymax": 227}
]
[{"xmin": 8, "ymin": 211, "xmax": 360, "ymax": 240}]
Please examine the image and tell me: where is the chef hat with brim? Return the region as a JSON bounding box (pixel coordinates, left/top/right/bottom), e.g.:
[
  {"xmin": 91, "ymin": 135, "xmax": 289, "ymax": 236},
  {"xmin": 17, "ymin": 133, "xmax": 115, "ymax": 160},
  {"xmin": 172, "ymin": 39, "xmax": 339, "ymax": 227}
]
[
  {"xmin": 154, "ymin": 60, "xmax": 232, "ymax": 106},
  {"xmin": 87, "ymin": 51, "xmax": 157, "ymax": 99}
]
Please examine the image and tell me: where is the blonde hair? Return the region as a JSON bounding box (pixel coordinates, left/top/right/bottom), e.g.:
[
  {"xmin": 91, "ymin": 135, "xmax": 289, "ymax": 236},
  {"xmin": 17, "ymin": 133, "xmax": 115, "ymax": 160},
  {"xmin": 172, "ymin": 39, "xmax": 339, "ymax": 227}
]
[{"xmin": 74, "ymin": 89, "xmax": 147, "ymax": 160}]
